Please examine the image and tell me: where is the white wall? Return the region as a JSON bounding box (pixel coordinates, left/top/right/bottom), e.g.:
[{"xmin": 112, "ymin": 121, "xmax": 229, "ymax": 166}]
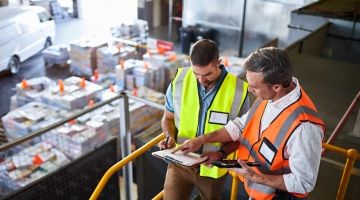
[{"xmin": 77, "ymin": 0, "xmax": 138, "ymax": 26}]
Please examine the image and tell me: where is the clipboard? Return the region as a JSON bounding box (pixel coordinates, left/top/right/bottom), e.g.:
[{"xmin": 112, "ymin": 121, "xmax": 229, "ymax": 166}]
[{"xmin": 152, "ymin": 148, "xmax": 208, "ymax": 167}]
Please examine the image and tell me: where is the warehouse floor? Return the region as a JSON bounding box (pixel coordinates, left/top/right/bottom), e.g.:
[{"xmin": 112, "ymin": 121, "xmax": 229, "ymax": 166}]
[{"xmin": 0, "ymin": 17, "xmax": 359, "ymax": 199}]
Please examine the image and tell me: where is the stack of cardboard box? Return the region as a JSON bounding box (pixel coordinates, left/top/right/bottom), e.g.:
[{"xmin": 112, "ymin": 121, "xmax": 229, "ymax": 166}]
[
  {"xmin": 143, "ymin": 49, "xmax": 190, "ymax": 92},
  {"xmin": 1, "ymin": 102, "xmax": 66, "ymax": 139},
  {"xmin": 41, "ymin": 76, "xmax": 103, "ymax": 110},
  {"xmin": 96, "ymin": 45, "xmax": 139, "ymax": 74},
  {"xmin": 11, "ymin": 77, "xmax": 53, "ymax": 110},
  {"xmin": 69, "ymin": 37, "xmax": 107, "ymax": 77},
  {"xmin": 0, "ymin": 142, "xmax": 70, "ymax": 196}
]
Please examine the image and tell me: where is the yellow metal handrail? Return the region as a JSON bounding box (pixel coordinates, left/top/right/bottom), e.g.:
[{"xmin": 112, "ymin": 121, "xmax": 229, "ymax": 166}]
[
  {"xmin": 152, "ymin": 190, "xmax": 164, "ymax": 200},
  {"xmin": 91, "ymin": 135, "xmax": 358, "ymax": 200},
  {"xmin": 90, "ymin": 133, "xmax": 165, "ymax": 200},
  {"xmin": 229, "ymin": 143, "xmax": 359, "ymax": 200}
]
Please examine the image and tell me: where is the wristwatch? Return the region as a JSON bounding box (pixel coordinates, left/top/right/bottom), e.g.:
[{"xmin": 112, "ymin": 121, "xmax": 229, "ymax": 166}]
[{"xmin": 218, "ymin": 148, "xmax": 227, "ymax": 159}]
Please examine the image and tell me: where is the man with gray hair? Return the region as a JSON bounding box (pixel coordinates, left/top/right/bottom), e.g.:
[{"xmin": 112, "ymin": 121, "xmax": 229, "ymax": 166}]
[{"xmin": 178, "ymin": 47, "xmax": 325, "ymax": 199}]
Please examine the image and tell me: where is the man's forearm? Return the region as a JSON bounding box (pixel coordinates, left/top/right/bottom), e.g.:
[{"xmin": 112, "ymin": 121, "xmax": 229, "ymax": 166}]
[
  {"xmin": 161, "ymin": 115, "xmax": 177, "ymax": 137},
  {"xmin": 202, "ymin": 127, "xmax": 233, "ymax": 143},
  {"xmin": 251, "ymin": 173, "xmax": 287, "ymax": 191},
  {"xmin": 220, "ymin": 141, "xmax": 240, "ymax": 157}
]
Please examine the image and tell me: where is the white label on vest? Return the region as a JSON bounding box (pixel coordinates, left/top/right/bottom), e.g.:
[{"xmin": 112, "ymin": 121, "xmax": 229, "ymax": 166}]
[
  {"xmin": 209, "ymin": 111, "xmax": 228, "ymax": 125},
  {"xmin": 259, "ymin": 141, "xmax": 275, "ymax": 164}
]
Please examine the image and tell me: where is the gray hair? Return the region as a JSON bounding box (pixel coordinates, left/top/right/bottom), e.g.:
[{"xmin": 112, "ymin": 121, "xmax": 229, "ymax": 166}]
[{"xmin": 244, "ymin": 47, "xmax": 293, "ymax": 87}]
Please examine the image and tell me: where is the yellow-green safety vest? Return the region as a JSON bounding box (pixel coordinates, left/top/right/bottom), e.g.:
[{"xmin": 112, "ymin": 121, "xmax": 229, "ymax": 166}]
[{"xmin": 172, "ymin": 67, "xmax": 248, "ymax": 179}]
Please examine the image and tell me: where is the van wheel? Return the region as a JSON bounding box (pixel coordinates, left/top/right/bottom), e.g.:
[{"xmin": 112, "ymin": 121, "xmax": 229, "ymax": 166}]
[
  {"xmin": 44, "ymin": 38, "xmax": 52, "ymax": 49},
  {"xmin": 8, "ymin": 56, "xmax": 20, "ymax": 74}
]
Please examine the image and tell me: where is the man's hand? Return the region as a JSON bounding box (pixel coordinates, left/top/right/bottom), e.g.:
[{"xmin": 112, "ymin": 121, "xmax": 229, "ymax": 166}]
[
  {"xmin": 230, "ymin": 160, "xmax": 287, "ymax": 191},
  {"xmin": 179, "ymin": 136, "xmax": 205, "ymax": 154},
  {"xmin": 229, "ymin": 159, "xmax": 262, "ymax": 183},
  {"xmin": 158, "ymin": 137, "xmax": 176, "ymax": 150},
  {"xmin": 202, "ymin": 151, "xmax": 223, "ymax": 166}
]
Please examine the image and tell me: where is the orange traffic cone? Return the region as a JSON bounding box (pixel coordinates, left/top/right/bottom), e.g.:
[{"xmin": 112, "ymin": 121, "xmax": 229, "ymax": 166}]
[
  {"xmin": 109, "ymin": 84, "xmax": 115, "ymax": 92},
  {"xmin": 119, "ymin": 60, "xmax": 125, "ymax": 69},
  {"xmin": 133, "ymin": 88, "xmax": 138, "ymax": 96},
  {"xmin": 68, "ymin": 119, "xmax": 77, "ymax": 125},
  {"xmin": 93, "ymin": 69, "xmax": 99, "ymax": 81},
  {"xmin": 80, "ymin": 77, "xmax": 86, "ymax": 89},
  {"xmin": 21, "ymin": 79, "xmax": 28, "ymax": 89},
  {"xmin": 58, "ymin": 79, "xmax": 64, "ymax": 95},
  {"xmin": 33, "ymin": 155, "xmax": 43, "ymax": 166},
  {"xmin": 88, "ymin": 99, "xmax": 95, "ymax": 107},
  {"xmin": 169, "ymin": 54, "xmax": 177, "ymax": 62},
  {"xmin": 158, "ymin": 47, "xmax": 165, "ymax": 55}
]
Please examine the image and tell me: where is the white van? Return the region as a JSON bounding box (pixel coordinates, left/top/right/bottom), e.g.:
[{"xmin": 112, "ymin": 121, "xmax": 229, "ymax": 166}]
[{"xmin": 0, "ymin": 6, "xmax": 55, "ymax": 74}]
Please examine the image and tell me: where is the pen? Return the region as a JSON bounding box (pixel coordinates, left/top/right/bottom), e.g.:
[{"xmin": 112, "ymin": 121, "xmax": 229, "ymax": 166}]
[
  {"xmin": 170, "ymin": 145, "xmax": 183, "ymax": 154},
  {"xmin": 165, "ymin": 132, "xmax": 170, "ymax": 149}
]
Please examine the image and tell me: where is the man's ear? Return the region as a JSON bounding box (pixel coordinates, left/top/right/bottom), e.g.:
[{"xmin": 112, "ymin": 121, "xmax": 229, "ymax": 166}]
[
  {"xmin": 217, "ymin": 59, "xmax": 222, "ymax": 67},
  {"xmin": 273, "ymin": 84, "xmax": 282, "ymax": 92}
]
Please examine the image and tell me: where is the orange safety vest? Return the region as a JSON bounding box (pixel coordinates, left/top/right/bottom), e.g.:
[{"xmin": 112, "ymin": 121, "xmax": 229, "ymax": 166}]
[{"xmin": 237, "ymin": 88, "xmax": 325, "ymax": 200}]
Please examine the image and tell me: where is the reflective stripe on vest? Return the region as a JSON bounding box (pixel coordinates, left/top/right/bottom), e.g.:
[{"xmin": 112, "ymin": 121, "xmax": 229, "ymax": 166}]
[
  {"xmin": 172, "ymin": 67, "xmax": 248, "ymax": 179},
  {"xmin": 247, "ymin": 180, "xmax": 275, "ymax": 194},
  {"xmin": 172, "ymin": 67, "xmax": 190, "ymax": 128},
  {"xmin": 230, "ymin": 77, "xmax": 249, "ymax": 119},
  {"xmin": 244, "ymin": 98, "xmax": 262, "ymax": 127},
  {"xmin": 273, "ymin": 106, "xmax": 320, "ymax": 148},
  {"xmin": 238, "ymin": 88, "xmax": 325, "ymax": 199}
]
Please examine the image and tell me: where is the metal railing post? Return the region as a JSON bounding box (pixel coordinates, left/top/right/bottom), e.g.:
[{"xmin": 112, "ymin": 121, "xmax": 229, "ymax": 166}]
[
  {"xmin": 337, "ymin": 149, "xmax": 358, "ymax": 200},
  {"xmin": 119, "ymin": 92, "xmax": 133, "ymax": 200},
  {"xmin": 168, "ymin": 0, "xmax": 173, "ymax": 41},
  {"xmin": 230, "ymin": 172, "xmax": 239, "ymax": 200},
  {"xmin": 324, "ymin": 91, "xmax": 360, "ymax": 149}
]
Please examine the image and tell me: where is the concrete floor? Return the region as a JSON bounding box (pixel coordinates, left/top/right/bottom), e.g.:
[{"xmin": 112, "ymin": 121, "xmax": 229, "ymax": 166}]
[{"xmin": 0, "ymin": 17, "xmax": 359, "ymax": 199}]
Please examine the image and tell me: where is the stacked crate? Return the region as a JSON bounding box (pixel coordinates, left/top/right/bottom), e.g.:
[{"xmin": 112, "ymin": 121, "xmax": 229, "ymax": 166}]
[
  {"xmin": 42, "ymin": 45, "xmax": 70, "ymax": 67},
  {"xmin": 96, "ymin": 45, "xmax": 139, "ymax": 74},
  {"xmin": 40, "ymin": 76, "xmax": 103, "ymax": 110},
  {"xmin": 143, "ymin": 49, "xmax": 190, "ymax": 92},
  {"xmin": 69, "ymin": 37, "xmax": 107, "ymax": 77},
  {"xmin": 116, "ymin": 59, "xmax": 165, "ymax": 92},
  {"xmin": 110, "ymin": 19, "xmax": 149, "ymax": 44},
  {"xmin": 11, "ymin": 77, "xmax": 53, "ymax": 109},
  {"xmin": 0, "ymin": 142, "xmax": 70, "ymax": 195},
  {"xmin": 1, "ymin": 102, "xmax": 67, "ymax": 139}
]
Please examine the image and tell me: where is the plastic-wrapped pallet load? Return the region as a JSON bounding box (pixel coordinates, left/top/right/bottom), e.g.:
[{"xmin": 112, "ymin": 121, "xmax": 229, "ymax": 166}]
[
  {"xmin": 127, "ymin": 100, "xmax": 163, "ymax": 135},
  {"xmin": 118, "ymin": 59, "xmax": 165, "ymax": 92},
  {"xmin": 143, "ymin": 49, "xmax": 190, "ymax": 92},
  {"xmin": 42, "ymin": 45, "xmax": 70, "ymax": 66},
  {"xmin": 1, "ymin": 102, "xmax": 67, "ymax": 139},
  {"xmin": 0, "ymin": 142, "xmax": 70, "ymax": 196},
  {"xmin": 115, "ymin": 59, "xmax": 134, "ymax": 90},
  {"xmin": 11, "ymin": 77, "xmax": 54, "ymax": 109},
  {"xmin": 41, "ymin": 76, "xmax": 103, "ymax": 110},
  {"xmin": 110, "ymin": 19, "xmax": 149, "ymax": 44},
  {"xmin": 69, "ymin": 36, "xmax": 107, "ymax": 77},
  {"xmin": 221, "ymin": 56, "xmax": 246, "ymax": 79},
  {"xmin": 96, "ymin": 45, "xmax": 139, "ymax": 74},
  {"xmin": 41, "ymin": 122, "xmax": 108, "ymax": 159},
  {"xmin": 91, "ymin": 72, "xmax": 117, "ymax": 89},
  {"xmin": 136, "ymin": 87, "xmax": 165, "ymax": 105}
]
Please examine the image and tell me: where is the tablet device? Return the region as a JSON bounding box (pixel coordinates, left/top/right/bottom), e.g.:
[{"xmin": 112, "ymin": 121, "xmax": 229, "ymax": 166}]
[{"xmin": 212, "ymin": 160, "xmax": 260, "ymax": 168}]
